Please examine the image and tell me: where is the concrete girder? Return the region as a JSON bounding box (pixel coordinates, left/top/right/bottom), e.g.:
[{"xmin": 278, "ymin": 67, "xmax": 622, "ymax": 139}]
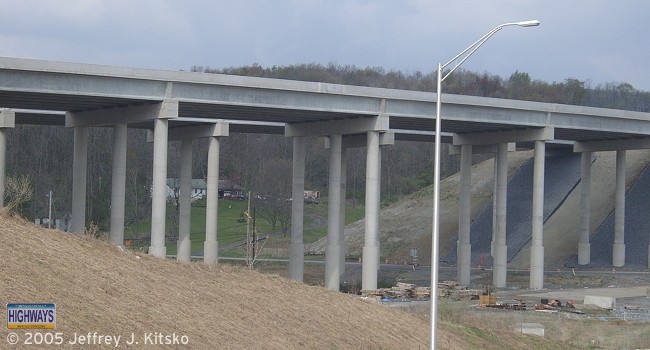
[
  {"xmin": 66, "ymin": 100, "xmax": 179, "ymax": 128},
  {"xmin": 148, "ymin": 122, "xmax": 230, "ymax": 142},
  {"xmin": 0, "ymin": 110, "xmax": 16, "ymax": 128},
  {"xmin": 449, "ymin": 143, "xmax": 515, "ymax": 155},
  {"xmin": 452, "ymin": 126, "xmax": 554, "ymax": 146},
  {"xmin": 574, "ymin": 137, "xmax": 650, "ymax": 152},
  {"xmin": 285, "ymin": 115, "xmax": 389, "ymax": 137},
  {"xmin": 322, "ymin": 131, "xmax": 395, "ymax": 149}
]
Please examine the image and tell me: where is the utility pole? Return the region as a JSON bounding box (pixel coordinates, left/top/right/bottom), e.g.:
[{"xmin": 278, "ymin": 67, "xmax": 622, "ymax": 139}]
[
  {"xmin": 246, "ymin": 192, "xmax": 252, "ymax": 267},
  {"xmin": 252, "ymin": 206, "xmax": 257, "ymax": 263},
  {"xmin": 47, "ymin": 190, "xmax": 53, "ymax": 229}
]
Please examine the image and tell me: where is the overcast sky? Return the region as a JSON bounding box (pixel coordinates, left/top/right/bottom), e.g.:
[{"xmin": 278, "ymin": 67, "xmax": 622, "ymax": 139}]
[{"xmin": 1, "ymin": 0, "xmax": 649, "ymax": 91}]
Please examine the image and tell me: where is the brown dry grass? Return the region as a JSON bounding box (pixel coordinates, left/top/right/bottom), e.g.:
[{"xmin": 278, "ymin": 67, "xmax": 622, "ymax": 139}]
[{"xmin": 0, "ymin": 216, "xmax": 579, "ymax": 349}]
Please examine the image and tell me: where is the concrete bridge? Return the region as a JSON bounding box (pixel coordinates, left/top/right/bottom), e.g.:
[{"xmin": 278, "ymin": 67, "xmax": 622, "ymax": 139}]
[{"xmin": 1, "ymin": 57, "xmax": 650, "ymax": 291}]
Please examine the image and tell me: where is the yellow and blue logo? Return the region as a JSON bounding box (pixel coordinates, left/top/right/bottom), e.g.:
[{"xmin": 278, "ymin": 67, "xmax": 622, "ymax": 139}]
[{"xmin": 6, "ymin": 303, "xmax": 56, "ymax": 329}]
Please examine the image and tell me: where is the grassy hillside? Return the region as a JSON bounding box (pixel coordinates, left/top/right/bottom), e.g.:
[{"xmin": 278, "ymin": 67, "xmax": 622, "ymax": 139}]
[{"xmin": 0, "ymin": 215, "xmax": 581, "ymax": 349}]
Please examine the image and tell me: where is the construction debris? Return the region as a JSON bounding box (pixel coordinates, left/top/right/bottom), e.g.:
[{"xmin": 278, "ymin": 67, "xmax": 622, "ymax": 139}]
[{"xmin": 361, "ymin": 281, "xmax": 481, "ymax": 302}]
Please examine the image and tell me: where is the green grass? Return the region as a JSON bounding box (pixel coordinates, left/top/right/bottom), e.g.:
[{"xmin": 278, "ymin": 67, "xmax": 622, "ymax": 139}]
[{"xmin": 125, "ymin": 197, "xmax": 365, "ymax": 255}]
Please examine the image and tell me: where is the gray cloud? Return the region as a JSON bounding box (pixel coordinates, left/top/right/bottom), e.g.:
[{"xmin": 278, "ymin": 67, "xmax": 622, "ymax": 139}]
[{"xmin": 0, "ymin": 0, "xmax": 648, "ymax": 90}]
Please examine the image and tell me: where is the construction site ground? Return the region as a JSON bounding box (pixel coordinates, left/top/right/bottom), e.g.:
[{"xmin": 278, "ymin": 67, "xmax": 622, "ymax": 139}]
[{"xmin": 337, "ymin": 262, "xmax": 650, "ymax": 349}]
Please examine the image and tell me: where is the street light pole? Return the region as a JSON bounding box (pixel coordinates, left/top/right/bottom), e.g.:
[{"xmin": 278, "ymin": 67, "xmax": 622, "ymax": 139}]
[{"xmin": 430, "ymin": 20, "xmax": 539, "ymax": 350}]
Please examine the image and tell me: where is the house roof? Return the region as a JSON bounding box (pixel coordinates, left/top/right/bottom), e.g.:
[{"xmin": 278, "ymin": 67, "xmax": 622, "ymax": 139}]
[{"xmin": 166, "ymin": 178, "xmax": 241, "ymax": 190}]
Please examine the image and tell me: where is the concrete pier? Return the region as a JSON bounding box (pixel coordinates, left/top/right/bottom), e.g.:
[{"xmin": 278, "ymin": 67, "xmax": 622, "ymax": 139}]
[
  {"xmin": 612, "ymin": 150, "xmax": 626, "ymax": 267},
  {"xmin": 177, "ymin": 140, "xmax": 193, "ymax": 262},
  {"xmin": 339, "ymin": 147, "xmax": 347, "ymax": 275},
  {"xmin": 204, "ymin": 136, "xmax": 220, "ymax": 265},
  {"xmin": 71, "ymin": 126, "xmax": 89, "ymax": 234},
  {"xmin": 149, "ymin": 118, "xmax": 169, "ymax": 258},
  {"xmin": 362, "ymin": 131, "xmax": 380, "ymax": 291},
  {"xmin": 578, "ymin": 151, "xmax": 592, "ymax": 265},
  {"xmin": 457, "ymin": 144, "xmax": 472, "ymax": 286},
  {"xmin": 529, "ymin": 140, "xmax": 545, "ymax": 290},
  {"xmin": 109, "ymin": 123, "xmax": 127, "ymax": 246},
  {"xmin": 493, "ymin": 142, "xmax": 508, "ymax": 287},
  {"xmin": 289, "ymin": 136, "xmax": 306, "ymax": 281},
  {"xmin": 325, "ymin": 134, "xmax": 342, "ymax": 291},
  {"xmin": 0, "ymin": 110, "xmax": 14, "ymax": 207}
]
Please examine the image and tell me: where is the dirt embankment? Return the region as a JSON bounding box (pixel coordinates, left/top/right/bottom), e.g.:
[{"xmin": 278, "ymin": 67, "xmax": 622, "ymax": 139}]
[
  {"xmin": 312, "ymin": 149, "xmax": 650, "ymax": 269},
  {"xmin": 1, "ymin": 215, "xmax": 578, "ymax": 350},
  {"xmin": 310, "ymin": 150, "xmax": 533, "ymax": 263},
  {"xmin": 511, "ymin": 149, "xmax": 650, "ymax": 268}
]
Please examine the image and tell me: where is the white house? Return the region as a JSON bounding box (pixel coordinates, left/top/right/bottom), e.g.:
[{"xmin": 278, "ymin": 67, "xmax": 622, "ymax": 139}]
[{"xmin": 165, "ymin": 178, "xmax": 245, "ymax": 201}]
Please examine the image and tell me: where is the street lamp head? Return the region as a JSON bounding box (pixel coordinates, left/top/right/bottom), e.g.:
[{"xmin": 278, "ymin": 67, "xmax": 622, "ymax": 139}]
[{"xmin": 516, "ymin": 20, "xmax": 540, "ymax": 27}]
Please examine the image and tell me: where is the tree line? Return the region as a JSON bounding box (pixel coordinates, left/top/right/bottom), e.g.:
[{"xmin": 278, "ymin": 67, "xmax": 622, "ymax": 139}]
[{"xmin": 7, "ymin": 63, "xmax": 650, "ymax": 235}]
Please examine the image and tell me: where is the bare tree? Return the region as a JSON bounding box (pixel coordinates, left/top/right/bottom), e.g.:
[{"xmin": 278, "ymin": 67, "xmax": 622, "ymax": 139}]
[
  {"xmin": 252, "ymin": 158, "xmax": 292, "ymax": 237},
  {"xmin": 3, "ymin": 174, "xmax": 33, "ymax": 217}
]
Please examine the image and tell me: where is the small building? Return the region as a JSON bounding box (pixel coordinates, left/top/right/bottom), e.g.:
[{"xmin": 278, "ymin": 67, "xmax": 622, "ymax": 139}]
[
  {"xmin": 166, "ymin": 178, "xmax": 245, "ymax": 201},
  {"xmin": 218, "ymin": 179, "xmax": 245, "ymax": 200}
]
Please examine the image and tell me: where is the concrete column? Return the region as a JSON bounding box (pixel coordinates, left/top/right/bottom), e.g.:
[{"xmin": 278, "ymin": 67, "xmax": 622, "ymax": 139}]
[
  {"xmin": 0, "ymin": 110, "xmax": 14, "ymax": 207},
  {"xmin": 362, "ymin": 131, "xmax": 380, "ymax": 291},
  {"xmin": 376, "ymin": 146, "xmax": 381, "ymax": 271},
  {"xmin": 491, "ymin": 157, "xmax": 497, "ymax": 257},
  {"xmin": 457, "ymin": 144, "xmax": 472, "ymax": 286},
  {"xmin": 578, "ymin": 151, "xmax": 592, "ymax": 265},
  {"xmin": 177, "ymin": 140, "xmax": 193, "ymax": 262},
  {"xmin": 149, "ymin": 119, "xmax": 168, "ymax": 258},
  {"xmin": 493, "ymin": 142, "xmax": 508, "ymax": 287},
  {"xmin": 289, "ymin": 136, "xmax": 306, "ymax": 281},
  {"xmin": 204, "ymin": 136, "xmax": 220, "ymax": 265},
  {"xmin": 0, "ymin": 128, "xmax": 6, "ymax": 207},
  {"xmin": 339, "ymin": 147, "xmax": 347, "ymax": 275},
  {"xmin": 71, "ymin": 126, "xmax": 89, "ymax": 234},
  {"xmin": 325, "ymin": 134, "xmax": 342, "ymax": 291},
  {"xmin": 529, "ymin": 140, "xmax": 545, "ymax": 290},
  {"xmin": 109, "ymin": 123, "xmax": 127, "ymax": 247},
  {"xmin": 612, "ymin": 150, "xmax": 626, "ymax": 267}
]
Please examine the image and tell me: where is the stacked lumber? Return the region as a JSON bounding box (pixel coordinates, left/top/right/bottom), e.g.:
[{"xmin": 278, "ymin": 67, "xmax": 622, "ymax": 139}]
[
  {"xmin": 361, "ymin": 281, "xmax": 480, "ymax": 301},
  {"xmin": 438, "ymin": 280, "xmax": 482, "ymax": 300}
]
